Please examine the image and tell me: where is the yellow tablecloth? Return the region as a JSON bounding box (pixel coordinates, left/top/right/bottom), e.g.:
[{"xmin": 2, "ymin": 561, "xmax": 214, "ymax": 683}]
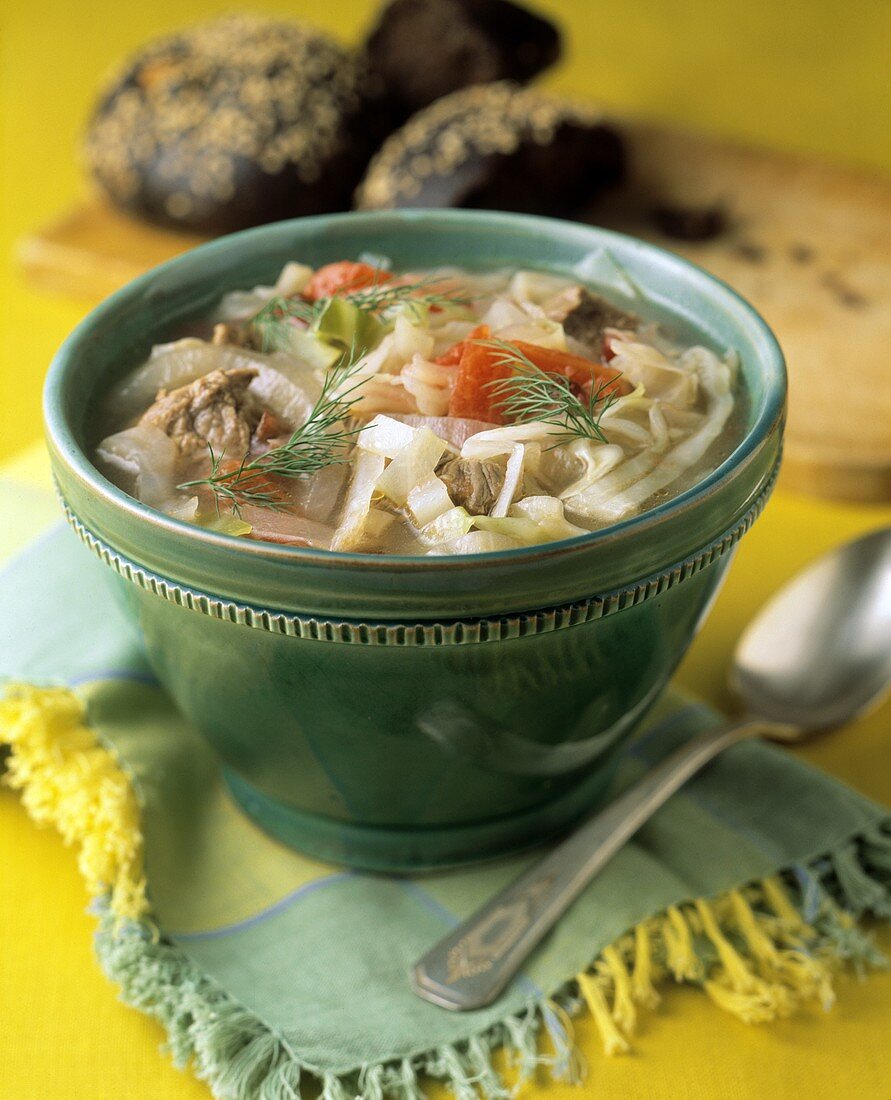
[{"xmin": 2, "ymin": 1, "xmax": 890, "ymax": 1095}]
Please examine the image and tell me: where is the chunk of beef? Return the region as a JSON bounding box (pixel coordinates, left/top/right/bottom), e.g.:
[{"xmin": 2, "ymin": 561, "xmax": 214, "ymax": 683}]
[
  {"xmin": 437, "ymin": 456, "xmax": 505, "ymax": 515},
  {"xmin": 139, "ymin": 367, "xmax": 259, "ymax": 458},
  {"xmin": 545, "ymin": 286, "xmax": 639, "ymax": 348}
]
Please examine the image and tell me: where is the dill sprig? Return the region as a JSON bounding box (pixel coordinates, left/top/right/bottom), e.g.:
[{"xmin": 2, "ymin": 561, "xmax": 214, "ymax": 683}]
[
  {"xmin": 248, "ymin": 274, "xmax": 471, "ymax": 352},
  {"xmin": 178, "ymin": 347, "xmax": 368, "ymax": 514},
  {"xmin": 480, "ymin": 339, "xmax": 619, "ymax": 447}
]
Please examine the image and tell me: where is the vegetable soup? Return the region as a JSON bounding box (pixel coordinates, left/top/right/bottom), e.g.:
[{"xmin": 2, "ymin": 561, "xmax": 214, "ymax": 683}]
[{"xmin": 96, "ymin": 259, "xmax": 742, "ymax": 553}]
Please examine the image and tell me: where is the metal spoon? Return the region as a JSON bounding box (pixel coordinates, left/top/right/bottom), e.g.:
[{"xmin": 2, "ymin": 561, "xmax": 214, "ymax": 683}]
[{"xmin": 412, "ymin": 526, "xmax": 891, "ymax": 1011}]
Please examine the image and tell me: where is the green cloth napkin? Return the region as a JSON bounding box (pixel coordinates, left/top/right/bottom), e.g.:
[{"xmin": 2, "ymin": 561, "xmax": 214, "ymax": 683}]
[{"xmin": 2, "ymin": 523, "xmax": 889, "ymax": 1099}]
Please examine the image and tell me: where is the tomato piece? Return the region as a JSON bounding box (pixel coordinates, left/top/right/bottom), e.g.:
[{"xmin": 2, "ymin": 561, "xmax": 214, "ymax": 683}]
[
  {"xmin": 304, "ymin": 261, "xmax": 391, "ymax": 301},
  {"xmin": 435, "ymin": 324, "xmax": 491, "ymax": 367}
]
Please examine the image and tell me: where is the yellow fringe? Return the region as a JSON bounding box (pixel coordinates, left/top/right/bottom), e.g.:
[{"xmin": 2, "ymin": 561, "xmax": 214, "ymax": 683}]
[
  {"xmin": 601, "ymin": 945, "xmax": 636, "ymax": 1034},
  {"xmin": 576, "ymin": 972, "xmax": 630, "ymax": 1055},
  {"xmin": 662, "ymin": 904, "xmax": 704, "ymax": 982},
  {"xmin": 574, "ymin": 876, "xmax": 853, "ymax": 1055},
  {"xmin": 630, "ymin": 922, "xmax": 661, "ymax": 1009},
  {"xmin": 762, "ymin": 875, "xmax": 813, "ymax": 935},
  {"xmin": 0, "ymin": 684, "xmax": 147, "ymax": 920}
]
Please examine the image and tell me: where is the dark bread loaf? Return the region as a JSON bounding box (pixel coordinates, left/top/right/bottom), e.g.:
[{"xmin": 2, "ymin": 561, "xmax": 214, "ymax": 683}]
[
  {"xmin": 362, "ymin": 0, "xmax": 561, "ymax": 120},
  {"xmin": 354, "ymin": 82, "xmax": 625, "ymax": 216},
  {"xmin": 84, "ymin": 15, "xmax": 370, "ymax": 234}
]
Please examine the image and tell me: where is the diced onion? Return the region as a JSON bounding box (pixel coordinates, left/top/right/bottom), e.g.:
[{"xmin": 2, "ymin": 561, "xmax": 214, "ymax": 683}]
[
  {"xmin": 96, "ymin": 425, "xmax": 178, "ymax": 510},
  {"xmin": 375, "ymin": 428, "xmax": 448, "ymax": 507},
  {"xmin": 407, "ymin": 476, "xmax": 453, "ymax": 526},
  {"xmin": 357, "ymin": 415, "xmax": 418, "ymax": 458},
  {"xmin": 418, "ymin": 507, "xmax": 474, "ymax": 547}
]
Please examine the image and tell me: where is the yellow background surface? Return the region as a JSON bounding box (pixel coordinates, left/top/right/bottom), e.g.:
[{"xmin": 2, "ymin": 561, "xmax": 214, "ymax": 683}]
[{"xmin": 1, "ymin": 1, "xmax": 890, "ymax": 1097}]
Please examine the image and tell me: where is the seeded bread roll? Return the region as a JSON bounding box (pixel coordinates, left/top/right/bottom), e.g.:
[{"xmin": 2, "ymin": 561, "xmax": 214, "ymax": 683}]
[
  {"xmin": 85, "ymin": 15, "xmax": 370, "ymax": 234},
  {"xmin": 354, "ymin": 83, "xmax": 625, "ymax": 216},
  {"xmin": 362, "ymin": 0, "xmax": 561, "ymax": 120}
]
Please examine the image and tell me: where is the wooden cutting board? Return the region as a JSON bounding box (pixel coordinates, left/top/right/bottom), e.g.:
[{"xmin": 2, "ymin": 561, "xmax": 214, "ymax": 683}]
[{"xmin": 17, "ymin": 123, "xmax": 891, "ymax": 501}]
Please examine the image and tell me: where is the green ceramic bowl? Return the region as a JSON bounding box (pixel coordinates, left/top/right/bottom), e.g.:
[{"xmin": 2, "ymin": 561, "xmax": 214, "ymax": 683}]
[{"xmin": 45, "ymin": 210, "xmax": 785, "ymax": 871}]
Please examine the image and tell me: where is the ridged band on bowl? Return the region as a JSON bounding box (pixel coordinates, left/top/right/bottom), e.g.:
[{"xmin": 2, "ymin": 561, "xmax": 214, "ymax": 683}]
[{"xmin": 58, "ymin": 461, "xmax": 778, "ymax": 647}]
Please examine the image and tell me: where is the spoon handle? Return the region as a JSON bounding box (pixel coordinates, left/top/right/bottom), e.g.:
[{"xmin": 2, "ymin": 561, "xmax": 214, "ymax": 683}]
[{"xmin": 412, "ymin": 718, "xmax": 773, "ymax": 1011}]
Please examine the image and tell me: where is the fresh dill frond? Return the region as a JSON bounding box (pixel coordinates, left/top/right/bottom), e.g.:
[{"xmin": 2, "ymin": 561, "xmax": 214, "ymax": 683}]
[
  {"xmin": 177, "ymin": 344, "xmax": 369, "ymax": 514},
  {"xmin": 479, "ymin": 338, "xmax": 619, "ymax": 447}
]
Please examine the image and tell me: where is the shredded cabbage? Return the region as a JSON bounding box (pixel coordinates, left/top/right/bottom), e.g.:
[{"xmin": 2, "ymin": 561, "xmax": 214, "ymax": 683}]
[
  {"xmin": 566, "ymin": 349, "xmax": 733, "ymax": 523},
  {"xmin": 510, "ymin": 496, "xmax": 589, "ymax": 539},
  {"xmin": 216, "ymin": 262, "xmax": 313, "ymax": 320},
  {"xmin": 107, "ymin": 342, "xmax": 262, "ymax": 422},
  {"xmin": 440, "ymin": 530, "xmax": 524, "ymax": 555},
  {"xmin": 556, "ymin": 440, "xmax": 625, "ymax": 499},
  {"xmin": 475, "ymin": 497, "xmax": 586, "ymax": 544},
  {"xmin": 249, "ymin": 362, "xmax": 321, "ymax": 427},
  {"xmin": 509, "ymin": 270, "xmax": 577, "ymax": 306},
  {"xmin": 349, "ymin": 315, "xmax": 435, "ymax": 382},
  {"xmin": 461, "ymin": 421, "xmax": 557, "ymax": 460},
  {"xmin": 607, "ymin": 335, "xmax": 698, "ymax": 405},
  {"xmin": 401, "ymin": 354, "xmax": 454, "ymax": 416},
  {"xmin": 490, "ymin": 444, "xmax": 526, "ymax": 518}
]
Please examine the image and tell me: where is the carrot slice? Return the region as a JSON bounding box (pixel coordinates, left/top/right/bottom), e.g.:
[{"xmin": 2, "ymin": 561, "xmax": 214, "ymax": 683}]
[
  {"xmin": 304, "ymin": 261, "xmax": 391, "ymax": 301},
  {"xmin": 448, "ymin": 339, "xmax": 512, "ymax": 423},
  {"xmin": 510, "ymin": 341, "xmax": 629, "ymax": 398},
  {"xmin": 448, "ymin": 337, "xmax": 628, "ymax": 423},
  {"xmin": 216, "ymin": 460, "xmax": 291, "ymax": 505}
]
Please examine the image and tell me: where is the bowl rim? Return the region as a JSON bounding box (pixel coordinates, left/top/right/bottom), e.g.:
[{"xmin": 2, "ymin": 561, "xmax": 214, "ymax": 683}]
[{"xmin": 45, "ymin": 209, "xmax": 786, "ymax": 574}]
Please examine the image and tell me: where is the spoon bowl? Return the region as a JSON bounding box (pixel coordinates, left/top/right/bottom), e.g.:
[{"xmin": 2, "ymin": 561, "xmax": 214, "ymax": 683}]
[{"xmin": 731, "ymin": 526, "xmax": 891, "ymax": 731}]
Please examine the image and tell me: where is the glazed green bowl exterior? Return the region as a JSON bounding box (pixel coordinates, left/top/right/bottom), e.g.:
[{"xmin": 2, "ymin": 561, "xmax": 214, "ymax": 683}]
[{"xmin": 45, "ymin": 211, "xmax": 785, "ymax": 871}]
